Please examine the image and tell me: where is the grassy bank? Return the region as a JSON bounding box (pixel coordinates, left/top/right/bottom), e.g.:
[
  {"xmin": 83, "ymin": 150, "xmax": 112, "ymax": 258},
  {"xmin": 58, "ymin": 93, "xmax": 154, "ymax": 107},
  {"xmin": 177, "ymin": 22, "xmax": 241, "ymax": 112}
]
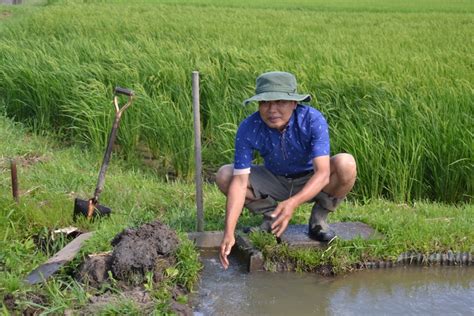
[
  {"xmin": 0, "ymin": 0, "xmax": 472, "ymax": 203},
  {"xmin": 0, "ymin": 115, "xmax": 208, "ymax": 313},
  {"xmin": 1, "ymin": 114, "xmax": 473, "ymax": 312}
]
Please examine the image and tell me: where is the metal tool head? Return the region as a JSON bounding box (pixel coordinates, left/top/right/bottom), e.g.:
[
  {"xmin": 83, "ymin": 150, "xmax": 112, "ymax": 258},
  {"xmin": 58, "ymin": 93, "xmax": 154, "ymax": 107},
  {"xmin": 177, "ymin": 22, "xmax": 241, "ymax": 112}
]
[{"xmin": 73, "ymin": 198, "xmax": 111, "ymax": 221}]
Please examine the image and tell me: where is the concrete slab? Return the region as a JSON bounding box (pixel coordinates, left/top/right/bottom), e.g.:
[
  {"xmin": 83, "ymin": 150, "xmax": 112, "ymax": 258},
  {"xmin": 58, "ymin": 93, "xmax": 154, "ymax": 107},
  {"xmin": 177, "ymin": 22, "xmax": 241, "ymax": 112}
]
[
  {"xmin": 280, "ymin": 222, "xmax": 381, "ymax": 248},
  {"xmin": 187, "ymin": 231, "xmax": 223, "ymax": 249}
]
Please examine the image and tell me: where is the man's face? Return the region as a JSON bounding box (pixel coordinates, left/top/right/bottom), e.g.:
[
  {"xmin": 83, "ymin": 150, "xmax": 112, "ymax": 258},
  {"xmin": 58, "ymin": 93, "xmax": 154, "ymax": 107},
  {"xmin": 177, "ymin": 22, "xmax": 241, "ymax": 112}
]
[{"xmin": 258, "ymin": 100, "xmax": 297, "ymax": 131}]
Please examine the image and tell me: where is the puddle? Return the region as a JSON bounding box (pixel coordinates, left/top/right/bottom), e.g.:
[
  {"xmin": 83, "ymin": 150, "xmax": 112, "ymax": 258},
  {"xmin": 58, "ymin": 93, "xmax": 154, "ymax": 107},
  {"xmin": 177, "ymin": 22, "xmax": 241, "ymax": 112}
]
[{"xmin": 193, "ymin": 250, "xmax": 474, "ymax": 315}]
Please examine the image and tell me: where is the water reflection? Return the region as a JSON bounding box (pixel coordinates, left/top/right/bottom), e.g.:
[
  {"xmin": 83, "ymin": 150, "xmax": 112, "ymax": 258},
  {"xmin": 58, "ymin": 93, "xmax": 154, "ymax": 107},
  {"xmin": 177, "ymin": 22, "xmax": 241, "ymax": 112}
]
[{"xmin": 193, "ymin": 251, "xmax": 474, "ymax": 315}]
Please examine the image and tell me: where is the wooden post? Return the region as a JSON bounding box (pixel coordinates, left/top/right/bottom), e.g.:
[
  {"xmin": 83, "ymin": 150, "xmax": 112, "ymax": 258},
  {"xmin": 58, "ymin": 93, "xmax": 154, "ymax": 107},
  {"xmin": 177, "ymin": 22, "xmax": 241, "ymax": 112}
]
[
  {"xmin": 192, "ymin": 71, "xmax": 204, "ymax": 232},
  {"xmin": 10, "ymin": 159, "xmax": 19, "ymax": 203}
]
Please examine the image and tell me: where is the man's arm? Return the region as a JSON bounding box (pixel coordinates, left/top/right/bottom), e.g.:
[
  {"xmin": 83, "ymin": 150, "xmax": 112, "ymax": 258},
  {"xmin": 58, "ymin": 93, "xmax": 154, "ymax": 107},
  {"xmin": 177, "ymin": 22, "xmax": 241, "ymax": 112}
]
[
  {"xmin": 271, "ymin": 155, "xmax": 330, "ymax": 237},
  {"xmin": 220, "ymin": 173, "xmax": 249, "ymax": 269}
]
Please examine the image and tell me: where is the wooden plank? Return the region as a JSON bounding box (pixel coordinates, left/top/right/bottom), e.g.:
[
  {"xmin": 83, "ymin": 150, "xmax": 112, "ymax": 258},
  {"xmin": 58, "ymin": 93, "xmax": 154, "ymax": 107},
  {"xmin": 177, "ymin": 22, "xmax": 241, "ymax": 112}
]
[{"xmin": 24, "ymin": 232, "xmax": 94, "ymax": 285}]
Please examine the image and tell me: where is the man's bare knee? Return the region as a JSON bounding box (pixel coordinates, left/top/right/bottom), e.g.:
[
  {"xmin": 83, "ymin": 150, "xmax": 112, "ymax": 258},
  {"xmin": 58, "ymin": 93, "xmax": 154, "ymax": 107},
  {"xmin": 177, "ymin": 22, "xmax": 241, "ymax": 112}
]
[
  {"xmin": 333, "ymin": 153, "xmax": 357, "ymax": 185},
  {"xmin": 325, "ymin": 153, "xmax": 357, "ymax": 197},
  {"xmin": 216, "ymin": 164, "xmax": 234, "ymax": 195}
]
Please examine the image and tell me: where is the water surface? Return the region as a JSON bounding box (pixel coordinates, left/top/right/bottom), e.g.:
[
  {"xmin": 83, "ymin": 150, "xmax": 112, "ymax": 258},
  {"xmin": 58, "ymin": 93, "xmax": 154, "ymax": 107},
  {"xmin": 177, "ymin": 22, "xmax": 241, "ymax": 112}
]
[{"xmin": 193, "ymin": 251, "xmax": 474, "ymax": 315}]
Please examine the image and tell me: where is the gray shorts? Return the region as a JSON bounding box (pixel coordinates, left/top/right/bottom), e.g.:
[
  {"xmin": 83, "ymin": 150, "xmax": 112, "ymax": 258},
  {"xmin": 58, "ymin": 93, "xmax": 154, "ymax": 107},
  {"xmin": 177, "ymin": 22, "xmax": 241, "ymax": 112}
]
[{"xmin": 245, "ymin": 165, "xmax": 322, "ymax": 215}]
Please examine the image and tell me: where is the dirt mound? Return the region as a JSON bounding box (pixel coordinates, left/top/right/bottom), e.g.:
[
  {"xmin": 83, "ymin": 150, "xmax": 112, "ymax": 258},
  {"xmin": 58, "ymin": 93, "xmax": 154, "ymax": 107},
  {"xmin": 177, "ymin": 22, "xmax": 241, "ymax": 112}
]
[
  {"xmin": 110, "ymin": 220, "xmax": 179, "ymax": 283},
  {"xmin": 76, "ymin": 220, "xmax": 192, "ymax": 314}
]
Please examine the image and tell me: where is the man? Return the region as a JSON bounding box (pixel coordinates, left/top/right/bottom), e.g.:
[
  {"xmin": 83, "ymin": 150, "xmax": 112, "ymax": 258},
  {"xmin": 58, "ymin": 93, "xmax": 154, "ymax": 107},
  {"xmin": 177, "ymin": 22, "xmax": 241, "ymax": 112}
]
[{"xmin": 216, "ymin": 71, "xmax": 357, "ymax": 269}]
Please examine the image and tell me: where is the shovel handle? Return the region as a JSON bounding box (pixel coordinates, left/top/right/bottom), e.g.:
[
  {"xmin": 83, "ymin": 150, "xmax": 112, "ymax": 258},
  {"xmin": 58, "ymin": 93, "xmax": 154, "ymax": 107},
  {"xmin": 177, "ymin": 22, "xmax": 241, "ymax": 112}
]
[
  {"xmin": 92, "ymin": 87, "xmax": 135, "ymax": 202},
  {"xmin": 113, "ymin": 87, "xmax": 134, "ymax": 116},
  {"xmin": 114, "ymin": 86, "xmax": 134, "ymax": 96}
]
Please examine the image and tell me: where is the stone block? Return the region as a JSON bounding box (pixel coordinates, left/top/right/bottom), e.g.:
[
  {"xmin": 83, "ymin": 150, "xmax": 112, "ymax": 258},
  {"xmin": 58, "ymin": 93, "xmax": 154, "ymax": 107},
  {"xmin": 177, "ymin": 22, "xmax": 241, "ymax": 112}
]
[{"xmin": 280, "ymin": 222, "xmax": 381, "ymax": 248}]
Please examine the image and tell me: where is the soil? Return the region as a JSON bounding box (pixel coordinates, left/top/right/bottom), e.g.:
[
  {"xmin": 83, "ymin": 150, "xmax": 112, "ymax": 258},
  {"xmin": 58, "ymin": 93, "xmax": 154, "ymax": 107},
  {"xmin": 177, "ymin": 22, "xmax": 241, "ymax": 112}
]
[
  {"xmin": 79, "ymin": 287, "xmax": 155, "ymax": 315},
  {"xmin": 76, "ymin": 252, "xmax": 113, "ymax": 288},
  {"xmin": 3, "ymin": 292, "xmax": 48, "ymax": 316},
  {"xmin": 110, "ymin": 220, "xmax": 179, "ymax": 283},
  {"xmin": 76, "ymin": 220, "xmax": 192, "ymax": 314},
  {"xmin": 3, "ymin": 294, "xmax": 16, "ymax": 311}
]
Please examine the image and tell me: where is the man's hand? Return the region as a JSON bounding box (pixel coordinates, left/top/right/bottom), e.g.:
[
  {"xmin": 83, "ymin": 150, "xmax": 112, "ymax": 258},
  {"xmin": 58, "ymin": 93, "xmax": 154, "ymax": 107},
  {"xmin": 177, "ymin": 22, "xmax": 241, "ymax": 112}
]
[
  {"xmin": 219, "ymin": 234, "xmax": 235, "ymax": 270},
  {"xmin": 270, "ymin": 199, "xmax": 298, "ymax": 237}
]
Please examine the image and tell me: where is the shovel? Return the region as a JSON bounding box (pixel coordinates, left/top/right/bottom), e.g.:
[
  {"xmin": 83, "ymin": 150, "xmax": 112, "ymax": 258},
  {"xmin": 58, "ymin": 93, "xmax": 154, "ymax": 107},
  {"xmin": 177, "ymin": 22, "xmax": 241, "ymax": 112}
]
[{"xmin": 74, "ymin": 86, "xmax": 134, "ymax": 220}]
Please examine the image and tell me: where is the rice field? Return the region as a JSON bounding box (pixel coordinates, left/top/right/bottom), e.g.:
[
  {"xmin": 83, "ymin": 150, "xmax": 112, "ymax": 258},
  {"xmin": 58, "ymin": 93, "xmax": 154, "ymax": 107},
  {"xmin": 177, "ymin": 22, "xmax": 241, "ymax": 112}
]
[{"xmin": 0, "ymin": 0, "xmax": 472, "ymax": 203}]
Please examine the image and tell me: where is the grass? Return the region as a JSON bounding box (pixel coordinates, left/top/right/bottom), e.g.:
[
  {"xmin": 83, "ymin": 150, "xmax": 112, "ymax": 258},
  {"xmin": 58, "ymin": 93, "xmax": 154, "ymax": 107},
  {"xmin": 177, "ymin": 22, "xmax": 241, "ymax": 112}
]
[
  {"xmin": 251, "ymin": 200, "xmax": 473, "ymax": 273},
  {"xmin": 0, "ymin": 0, "xmax": 472, "ymax": 203},
  {"xmin": 1, "ymin": 113, "xmax": 473, "ymax": 312}
]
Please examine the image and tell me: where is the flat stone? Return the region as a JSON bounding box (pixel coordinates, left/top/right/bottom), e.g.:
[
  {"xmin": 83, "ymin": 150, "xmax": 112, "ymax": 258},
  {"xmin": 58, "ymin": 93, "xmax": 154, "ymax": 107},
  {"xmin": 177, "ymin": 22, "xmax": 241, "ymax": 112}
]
[
  {"xmin": 187, "ymin": 231, "xmax": 223, "ymax": 249},
  {"xmin": 280, "ymin": 222, "xmax": 381, "ymax": 248}
]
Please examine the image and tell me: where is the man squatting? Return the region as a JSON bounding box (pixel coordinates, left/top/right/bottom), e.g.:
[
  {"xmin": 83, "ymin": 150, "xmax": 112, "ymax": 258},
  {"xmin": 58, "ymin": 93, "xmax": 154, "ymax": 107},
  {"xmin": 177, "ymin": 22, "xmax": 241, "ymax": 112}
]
[{"xmin": 216, "ymin": 71, "xmax": 357, "ymax": 269}]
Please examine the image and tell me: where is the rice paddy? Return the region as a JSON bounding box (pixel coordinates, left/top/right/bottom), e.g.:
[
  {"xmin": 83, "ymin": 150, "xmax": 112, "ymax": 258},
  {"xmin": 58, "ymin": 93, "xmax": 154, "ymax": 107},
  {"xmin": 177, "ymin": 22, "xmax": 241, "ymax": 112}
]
[{"xmin": 0, "ymin": 1, "xmax": 472, "ymax": 202}]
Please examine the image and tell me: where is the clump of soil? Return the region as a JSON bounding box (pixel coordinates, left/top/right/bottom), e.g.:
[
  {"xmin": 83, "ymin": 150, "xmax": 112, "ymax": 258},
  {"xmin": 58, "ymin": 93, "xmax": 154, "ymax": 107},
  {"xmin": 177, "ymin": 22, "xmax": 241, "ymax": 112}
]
[
  {"xmin": 76, "ymin": 252, "xmax": 112, "ymax": 288},
  {"xmin": 110, "ymin": 220, "xmax": 179, "ymax": 284},
  {"xmin": 76, "ymin": 220, "xmax": 192, "ymax": 315}
]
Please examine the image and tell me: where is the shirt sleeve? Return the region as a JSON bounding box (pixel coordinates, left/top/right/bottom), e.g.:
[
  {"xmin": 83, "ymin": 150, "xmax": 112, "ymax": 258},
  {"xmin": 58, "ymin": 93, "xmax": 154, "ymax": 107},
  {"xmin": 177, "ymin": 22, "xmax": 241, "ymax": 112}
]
[
  {"xmin": 309, "ymin": 112, "xmax": 330, "ymax": 158},
  {"xmin": 233, "ymin": 121, "xmax": 253, "ymax": 173}
]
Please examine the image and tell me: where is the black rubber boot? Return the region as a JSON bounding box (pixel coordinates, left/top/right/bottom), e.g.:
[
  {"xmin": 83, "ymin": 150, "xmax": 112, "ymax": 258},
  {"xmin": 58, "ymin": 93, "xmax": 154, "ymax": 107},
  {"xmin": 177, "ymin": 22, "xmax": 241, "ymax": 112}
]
[
  {"xmin": 308, "ymin": 192, "xmax": 343, "ymax": 242},
  {"xmin": 308, "ymin": 205, "xmax": 336, "ymax": 242}
]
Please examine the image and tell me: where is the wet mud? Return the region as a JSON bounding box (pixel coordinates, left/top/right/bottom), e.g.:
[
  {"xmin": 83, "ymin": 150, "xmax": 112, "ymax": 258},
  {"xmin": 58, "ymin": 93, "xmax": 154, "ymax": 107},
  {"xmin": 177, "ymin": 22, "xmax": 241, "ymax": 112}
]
[
  {"xmin": 110, "ymin": 220, "xmax": 179, "ymax": 283},
  {"xmin": 76, "ymin": 220, "xmax": 191, "ymax": 314}
]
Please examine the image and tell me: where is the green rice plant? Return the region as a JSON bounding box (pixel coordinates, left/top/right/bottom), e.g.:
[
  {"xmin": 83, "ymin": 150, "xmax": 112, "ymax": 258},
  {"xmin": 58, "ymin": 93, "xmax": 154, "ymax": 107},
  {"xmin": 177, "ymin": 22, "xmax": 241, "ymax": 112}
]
[{"xmin": 0, "ymin": 0, "xmax": 472, "ymax": 202}]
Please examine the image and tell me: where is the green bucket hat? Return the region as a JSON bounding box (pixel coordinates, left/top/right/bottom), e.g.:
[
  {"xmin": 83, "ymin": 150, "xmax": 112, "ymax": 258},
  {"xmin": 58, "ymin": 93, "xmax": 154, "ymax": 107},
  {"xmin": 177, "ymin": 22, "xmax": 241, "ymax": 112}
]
[{"xmin": 243, "ymin": 71, "xmax": 311, "ymax": 105}]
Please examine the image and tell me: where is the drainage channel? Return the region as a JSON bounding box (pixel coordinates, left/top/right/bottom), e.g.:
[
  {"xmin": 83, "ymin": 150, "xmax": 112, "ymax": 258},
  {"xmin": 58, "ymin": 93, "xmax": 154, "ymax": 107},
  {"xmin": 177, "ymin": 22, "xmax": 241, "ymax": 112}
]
[{"xmin": 192, "ymin": 250, "xmax": 474, "ymax": 315}]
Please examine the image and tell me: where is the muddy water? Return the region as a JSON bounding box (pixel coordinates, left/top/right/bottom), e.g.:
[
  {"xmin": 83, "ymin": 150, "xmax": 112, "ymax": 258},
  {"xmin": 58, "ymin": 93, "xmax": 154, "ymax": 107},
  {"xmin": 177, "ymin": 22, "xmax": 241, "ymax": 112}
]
[{"xmin": 193, "ymin": 251, "xmax": 474, "ymax": 315}]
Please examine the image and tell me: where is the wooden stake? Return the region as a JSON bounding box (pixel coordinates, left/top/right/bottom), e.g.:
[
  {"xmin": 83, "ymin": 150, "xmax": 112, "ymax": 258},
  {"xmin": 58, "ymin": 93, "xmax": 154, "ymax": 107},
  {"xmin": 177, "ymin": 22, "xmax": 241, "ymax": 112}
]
[{"xmin": 10, "ymin": 159, "xmax": 19, "ymax": 203}]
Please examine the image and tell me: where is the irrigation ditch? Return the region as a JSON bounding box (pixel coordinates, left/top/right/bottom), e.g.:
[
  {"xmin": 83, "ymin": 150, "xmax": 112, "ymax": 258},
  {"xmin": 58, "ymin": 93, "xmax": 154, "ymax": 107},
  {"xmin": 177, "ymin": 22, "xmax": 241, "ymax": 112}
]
[{"xmin": 191, "ymin": 226, "xmax": 474, "ymax": 314}]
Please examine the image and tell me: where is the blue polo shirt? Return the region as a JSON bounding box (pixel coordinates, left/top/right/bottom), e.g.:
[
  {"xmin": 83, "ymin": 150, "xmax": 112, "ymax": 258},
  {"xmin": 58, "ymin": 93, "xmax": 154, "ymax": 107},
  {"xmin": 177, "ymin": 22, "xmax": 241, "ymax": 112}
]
[{"xmin": 233, "ymin": 104, "xmax": 330, "ymax": 176}]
